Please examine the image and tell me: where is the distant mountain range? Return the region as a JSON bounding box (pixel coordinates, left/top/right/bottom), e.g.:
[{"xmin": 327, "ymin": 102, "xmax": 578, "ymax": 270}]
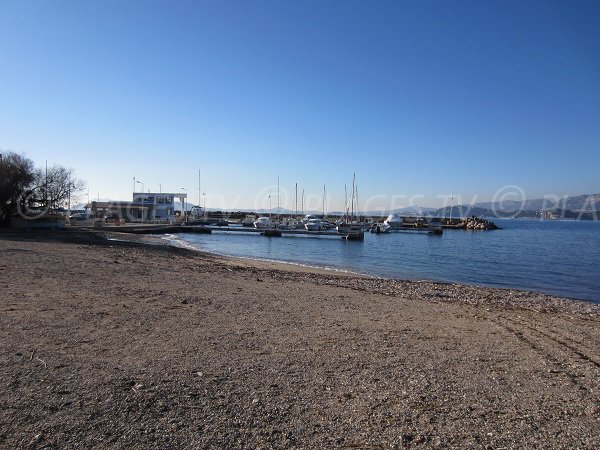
[
  {"xmin": 474, "ymin": 193, "xmax": 600, "ymax": 212},
  {"xmin": 356, "ymin": 206, "xmax": 438, "ymax": 217},
  {"xmin": 360, "ymin": 194, "xmax": 600, "ymax": 218},
  {"xmin": 427, "ymin": 193, "xmax": 600, "ymax": 220},
  {"xmin": 198, "ymin": 192, "xmax": 599, "ymax": 218}
]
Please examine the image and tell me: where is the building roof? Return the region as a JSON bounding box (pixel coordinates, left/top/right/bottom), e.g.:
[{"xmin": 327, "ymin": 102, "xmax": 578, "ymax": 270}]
[
  {"xmin": 86, "ymin": 201, "xmax": 153, "ymax": 210},
  {"xmin": 133, "ymin": 192, "xmax": 187, "ymax": 199}
]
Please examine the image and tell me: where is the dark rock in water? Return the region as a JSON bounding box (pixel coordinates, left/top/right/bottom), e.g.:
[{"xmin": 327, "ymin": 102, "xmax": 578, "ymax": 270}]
[
  {"xmin": 463, "ymin": 216, "xmax": 498, "ymax": 230},
  {"xmin": 263, "ymin": 229, "xmax": 282, "ymax": 237}
]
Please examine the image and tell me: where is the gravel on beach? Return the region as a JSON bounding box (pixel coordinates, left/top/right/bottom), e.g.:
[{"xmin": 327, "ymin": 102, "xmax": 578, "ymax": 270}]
[{"xmin": 0, "ymin": 230, "xmax": 598, "ymax": 448}]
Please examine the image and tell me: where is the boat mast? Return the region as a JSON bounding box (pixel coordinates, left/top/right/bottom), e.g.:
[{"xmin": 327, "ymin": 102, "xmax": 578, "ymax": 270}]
[
  {"xmin": 351, "ymin": 173, "xmax": 355, "ymax": 222},
  {"xmin": 203, "ymin": 186, "xmax": 207, "ymax": 218},
  {"xmin": 301, "ymin": 189, "xmax": 304, "ymax": 216},
  {"xmin": 277, "ymin": 176, "xmax": 280, "ymax": 220},
  {"xmin": 344, "ymin": 184, "xmax": 348, "ymax": 223},
  {"xmin": 449, "ymin": 188, "xmax": 454, "ymax": 224},
  {"xmin": 323, "ymin": 185, "xmax": 326, "ymax": 218},
  {"xmin": 355, "ymin": 183, "xmax": 359, "ymax": 222},
  {"xmin": 295, "ymin": 183, "xmax": 298, "ymax": 218}
]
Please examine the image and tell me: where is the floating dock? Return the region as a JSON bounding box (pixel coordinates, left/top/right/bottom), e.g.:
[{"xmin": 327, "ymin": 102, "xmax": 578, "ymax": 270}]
[
  {"xmin": 84, "ymin": 223, "xmax": 445, "ymax": 238},
  {"xmin": 205, "ymin": 225, "xmax": 345, "ymax": 238}
]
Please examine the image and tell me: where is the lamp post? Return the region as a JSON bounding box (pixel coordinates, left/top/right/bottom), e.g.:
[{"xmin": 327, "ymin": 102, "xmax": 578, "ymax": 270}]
[
  {"xmin": 181, "ymin": 188, "xmax": 187, "ymax": 222},
  {"xmin": 136, "ymin": 180, "xmax": 144, "ymax": 222},
  {"xmin": 67, "ymin": 175, "xmax": 71, "ymax": 217},
  {"xmin": 0, "ymin": 153, "xmax": 3, "ymax": 195}
]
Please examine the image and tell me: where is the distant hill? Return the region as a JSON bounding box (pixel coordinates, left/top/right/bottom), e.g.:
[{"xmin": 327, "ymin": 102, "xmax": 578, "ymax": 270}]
[
  {"xmin": 556, "ymin": 194, "xmax": 600, "ymax": 211},
  {"xmin": 428, "ymin": 205, "xmax": 599, "ymax": 220},
  {"xmin": 202, "ymin": 193, "xmax": 600, "ymax": 219},
  {"xmin": 475, "ymin": 193, "xmax": 600, "ymax": 212},
  {"xmin": 428, "ymin": 206, "xmax": 496, "ymax": 218},
  {"xmin": 353, "ymin": 206, "xmax": 437, "ymax": 217}
]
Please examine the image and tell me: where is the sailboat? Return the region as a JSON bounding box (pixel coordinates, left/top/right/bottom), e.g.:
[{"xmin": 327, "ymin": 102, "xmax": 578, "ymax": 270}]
[
  {"xmin": 336, "ymin": 174, "xmax": 364, "ymax": 240},
  {"xmin": 255, "ymin": 187, "xmax": 274, "ymax": 229},
  {"xmin": 277, "ymin": 181, "xmax": 302, "ymax": 230}
]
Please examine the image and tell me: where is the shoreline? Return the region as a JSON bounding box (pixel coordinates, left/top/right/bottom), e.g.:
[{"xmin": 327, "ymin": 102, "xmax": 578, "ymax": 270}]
[
  {"xmin": 159, "ymin": 233, "xmax": 379, "ymax": 280},
  {"xmin": 1, "ymin": 229, "xmax": 599, "ymax": 448},
  {"xmin": 114, "ymin": 228, "xmax": 600, "ymax": 310}
]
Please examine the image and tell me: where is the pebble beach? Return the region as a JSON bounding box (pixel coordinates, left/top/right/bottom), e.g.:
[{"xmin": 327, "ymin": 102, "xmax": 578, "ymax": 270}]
[{"xmin": 0, "ymin": 230, "xmax": 598, "ymax": 448}]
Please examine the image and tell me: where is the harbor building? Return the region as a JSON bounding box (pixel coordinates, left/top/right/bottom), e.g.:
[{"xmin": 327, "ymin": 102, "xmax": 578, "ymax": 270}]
[{"xmin": 86, "ymin": 192, "xmax": 187, "ymax": 223}]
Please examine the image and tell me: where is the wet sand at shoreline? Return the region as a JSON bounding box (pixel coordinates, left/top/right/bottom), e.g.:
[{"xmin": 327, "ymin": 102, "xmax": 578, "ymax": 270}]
[{"xmin": 1, "ymin": 230, "xmax": 598, "ymax": 448}]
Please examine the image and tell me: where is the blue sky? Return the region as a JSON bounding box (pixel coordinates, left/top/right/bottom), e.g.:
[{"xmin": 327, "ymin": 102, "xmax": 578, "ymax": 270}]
[{"xmin": 1, "ymin": 0, "xmax": 599, "ymax": 211}]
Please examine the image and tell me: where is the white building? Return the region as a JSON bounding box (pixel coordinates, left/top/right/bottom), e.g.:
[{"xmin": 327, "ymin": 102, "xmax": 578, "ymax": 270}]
[
  {"xmin": 87, "ymin": 192, "xmax": 188, "ymax": 223},
  {"xmin": 131, "ymin": 192, "xmax": 187, "ymax": 221}
]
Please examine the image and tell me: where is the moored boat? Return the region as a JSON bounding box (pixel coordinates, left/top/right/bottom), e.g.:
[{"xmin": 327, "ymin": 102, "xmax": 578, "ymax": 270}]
[
  {"xmin": 384, "ymin": 214, "xmax": 403, "ymax": 229},
  {"xmin": 343, "ymin": 228, "xmax": 365, "ymax": 241},
  {"xmin": 241, "ymin": 214, "xmax": 257, "ymax": 227},
  {"xmin": 305, "ymin": 218, "xmax": 324, "ymax": 231},
  {"xmin": 277, "ymin": 217, "xmax": 301, "ymax": 230},
  {"xmin": 370, "ymin": 223, "xmax": 391, "ymax": 233},
  {"xmin": 253, "ymin": 216, "xmax": 273, "ymax": 229}
]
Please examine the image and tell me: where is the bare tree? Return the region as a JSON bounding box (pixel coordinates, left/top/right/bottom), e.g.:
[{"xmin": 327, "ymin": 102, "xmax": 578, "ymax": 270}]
[
  {"xmin": 0, "ymin": 151, "xmax": 87, "ymax": 226},
  {"xmin": 0, "ymin": 151, "xmax": 36, "ymax": 226},
  {"xmin": 34, "ymin": 165, "xmax": 86, "ymax": 211}
]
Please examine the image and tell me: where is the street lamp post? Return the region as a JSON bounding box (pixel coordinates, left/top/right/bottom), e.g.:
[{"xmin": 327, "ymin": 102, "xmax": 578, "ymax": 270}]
[
  {"xmin": 67, "ymin": 175, "xmax": 71, "ymax": 217},
  {"xmin": 181, "ymin": 188, "xmax": 187, "ymax": 222},
  {"xmin": 0, "ymin": 153, "xmax": 3, "ymax": 195},
  {"xmin": 136, "ymin": 180, "xmax": 144, "ymax": 222}
]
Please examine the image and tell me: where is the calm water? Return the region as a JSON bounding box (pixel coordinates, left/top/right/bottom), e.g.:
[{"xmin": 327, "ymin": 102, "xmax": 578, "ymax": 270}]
[{"xmin": 173, "ymin": 219, "xmax": 600, "ymax": 303}]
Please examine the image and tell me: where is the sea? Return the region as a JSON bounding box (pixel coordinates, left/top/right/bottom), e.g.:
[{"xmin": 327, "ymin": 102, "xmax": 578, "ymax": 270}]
[{"xmin": 171, "ymin": 218, "xmax": 600, "ymax": 304}]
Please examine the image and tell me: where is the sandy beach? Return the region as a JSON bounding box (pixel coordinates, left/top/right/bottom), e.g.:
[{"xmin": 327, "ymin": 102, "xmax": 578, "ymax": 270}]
[{"xmin": 0, "ymin": 230, "xmax": 598, "ymax": 448}]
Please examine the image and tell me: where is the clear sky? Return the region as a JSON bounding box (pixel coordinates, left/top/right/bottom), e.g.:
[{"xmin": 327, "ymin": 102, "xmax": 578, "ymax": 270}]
[{"xmin": 1, "ymin": 0, "xmax": 599, "ymax": 211}]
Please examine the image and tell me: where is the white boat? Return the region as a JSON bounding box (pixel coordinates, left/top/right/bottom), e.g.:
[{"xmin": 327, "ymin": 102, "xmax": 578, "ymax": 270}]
[
  {"xmin": 384, "ymin": 214, "xmax": 403, "ymax": 229},
  {"xmin": 302, "ymin": 214, "xmax": 320, "ymax": 224},
  {"xmin": 305, "ymin": 218, "xmax": 323, "ymax": 231},
  {"xmin": 190, "ymin": 206, "xmax": 205, "ymax": 220},
  {"xmin": 277, "ymin": 217, "xmax": 301, "ymax": 230},
  {"xmin": 241, "ymin": 214, "xmax": 257, "ymax": 227},
  {"xmin": 253, "ymin": 216, "xmax": 273, "ymax": 229},
  {"xmin": 370, "ymin": 223, "xmax": 391, "ymax": 233}
]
